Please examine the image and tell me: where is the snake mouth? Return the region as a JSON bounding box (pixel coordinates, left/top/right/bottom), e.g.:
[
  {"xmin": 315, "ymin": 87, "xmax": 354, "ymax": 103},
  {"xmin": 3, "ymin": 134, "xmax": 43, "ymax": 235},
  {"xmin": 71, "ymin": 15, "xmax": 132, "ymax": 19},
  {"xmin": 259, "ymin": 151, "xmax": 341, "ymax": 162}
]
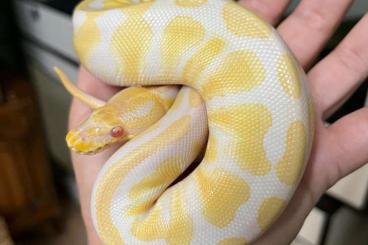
[
  {"xmin": 66, "ymin": 130, "xmax": 111, "ymax": 155},
  {"xmin": 70, "ymin": 145, "xmax": 107, "ymax": 155},
  {"xmin": 66, "ymin": 130, "xmax": 131, "ymax": 155}
]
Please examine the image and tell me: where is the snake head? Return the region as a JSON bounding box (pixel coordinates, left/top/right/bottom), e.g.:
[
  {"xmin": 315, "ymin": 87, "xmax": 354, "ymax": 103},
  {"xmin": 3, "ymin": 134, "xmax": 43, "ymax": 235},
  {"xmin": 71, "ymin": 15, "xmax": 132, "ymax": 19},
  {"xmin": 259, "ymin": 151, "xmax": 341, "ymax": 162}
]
[
  {"xmin": 54, "ymin": 67, "xmax": 177, "ymax": 155},
  {"xmin": 54, "ymin": 67, "xmax": 133, "ymax": 154},
  {"xmin": 66, "ymin": 106, "xmax": 131, "ymax": 154}
]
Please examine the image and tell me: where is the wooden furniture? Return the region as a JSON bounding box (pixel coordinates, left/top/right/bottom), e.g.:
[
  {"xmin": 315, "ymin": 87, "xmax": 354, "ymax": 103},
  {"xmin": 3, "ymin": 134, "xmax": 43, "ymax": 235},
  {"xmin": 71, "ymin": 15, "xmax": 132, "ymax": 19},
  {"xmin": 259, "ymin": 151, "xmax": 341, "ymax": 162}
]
[
  {"xmin": 0, "ymin": 216, "xmax": 13, "ymax": 245},
  {"xmin": 0, "ymin": 73, "xmax": 60, "ymax": 236}
]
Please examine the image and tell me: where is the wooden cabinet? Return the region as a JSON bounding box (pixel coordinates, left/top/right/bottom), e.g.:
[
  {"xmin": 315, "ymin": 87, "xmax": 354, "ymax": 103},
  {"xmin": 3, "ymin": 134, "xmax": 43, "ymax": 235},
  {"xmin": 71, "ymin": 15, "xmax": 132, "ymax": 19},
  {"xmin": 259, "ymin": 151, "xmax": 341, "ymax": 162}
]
[{"xmin": 0, "ymin": 75, "xmax": 60, "ymax": 235}]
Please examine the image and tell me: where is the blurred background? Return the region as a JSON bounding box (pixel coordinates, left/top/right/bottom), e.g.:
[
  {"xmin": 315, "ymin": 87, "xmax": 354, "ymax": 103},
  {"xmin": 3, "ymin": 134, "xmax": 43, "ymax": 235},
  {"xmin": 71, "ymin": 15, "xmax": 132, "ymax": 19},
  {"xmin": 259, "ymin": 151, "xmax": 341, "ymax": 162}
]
[{"xmin": 0, "ymin": 0, "xmax": 367, "ymax": 244}]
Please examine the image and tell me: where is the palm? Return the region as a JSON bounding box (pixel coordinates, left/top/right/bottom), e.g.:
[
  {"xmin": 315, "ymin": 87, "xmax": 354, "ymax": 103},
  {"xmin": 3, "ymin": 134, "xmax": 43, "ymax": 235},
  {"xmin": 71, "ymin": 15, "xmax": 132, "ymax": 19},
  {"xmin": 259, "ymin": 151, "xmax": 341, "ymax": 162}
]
[{"xmin": 69, "ymin": 1, "xmax": 368, "ymax": 244}]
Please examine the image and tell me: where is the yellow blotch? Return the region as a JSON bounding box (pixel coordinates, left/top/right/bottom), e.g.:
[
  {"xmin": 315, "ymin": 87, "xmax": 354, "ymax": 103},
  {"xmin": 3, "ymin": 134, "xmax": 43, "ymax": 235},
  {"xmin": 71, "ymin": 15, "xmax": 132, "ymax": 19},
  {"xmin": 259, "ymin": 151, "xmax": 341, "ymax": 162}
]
[
  {"xmin": 127, "ymin": 196, "xmax": 157, "ymax": 216},
  {"xmin": 65, "ymin": 136, "xmax": 99, "ymax": 153},
  {"xmin": 74, "ymin": 0, "xmax": 97, "ymax": 11},
  {"xmin": 257, "ymin": 197, "xmax": 286, "ymax": 231},
  {"xmin": 110, "ymin": 3, "xmax": 153, "ymax": 82},
  {"xmin": 93, "ymin": 106, "xmax": 121, "ymax": 125},
  {"xmin": 128, "ymin": 156, "xmax": 184, "ymax": 215},
  {"xmin": 145, "ymin": 86, "xmax": 177, "ymax": 110},
  {"xmin": 110, "ymin": 87, "xmax": 149, "ymax": 104},
  {"xmin": 209, "ymin": 104, "xmax": 272, "ymax": 176},
  {"xmin": 277, "ymin": 54, "xmax": 302, "ymax": 99},
  {"xmin": 74, "ymin": 12, "xmax": 101, "ymax": 64},
  {"xmin": 95, "ymin": 116, "xmax": 192, "ymax": 244},
  {"xmin": 121, "ymin": 99, "xmax": 164, "ymax": 130},
  {"xmin": 218, "ymin": 237, "xmax": 247, "ymax": 245},
  {"xmin": 103, "ymin": 0, "xmax": 154, "ymax": 9},
  {"xmin": 120, "ymin": 1, "xmax": 154, "ymax": 14},
  {"xmin": 131, "ymin": 204, "xmax": 164, "ymax": 241},
  {"xmin": 132, "ymin": 187, "xmax": 193, "ymax": 245},
  {"xmin": 166, "ymin": 187, "xmax": 193, "ymax": 245},
  {"xmin": 183, "ymin": 38, "xmax": 226, "ymax": 84},
  {"xmin": 200, "ymin": 51, "xmax": 265, "ymax": 100},
  {"xmin": 110, "ymin": 86, "xmax": 170, "ymax": 113},
  {"xmin": 170, "ymin": 89, "xmax": 186, "ymax": 111},
  {"xmin": 162, "ymin": 16, "xmax": 205, "ymax": 71},
  {"xmin": 196, "ymin": 169, "xmax": 250, "ymax": 227},
  {"xmin": 175, "ymin": 0, "xmax": 207, "ymax": 8},
  {"xmin": 276, "ymin": 121, "xmax": 306, "ymax": 186},
  {"xmin": 76, "ymin": 0, "xmax": 154, "ymax": 11},
  {"xmin": 204, "ymin": 135, "xmax": 217, "ymax": 162},
  {"xmin": 223, "ymin": 2, "xmax": 271, "ymax": 38},
  {"xmin": 189, "ymin": 90, "xmax": 203, "ymax": 107},
  {"xmin": 109, "ymin": 87, "xmax": 167, "ymax": 130}
]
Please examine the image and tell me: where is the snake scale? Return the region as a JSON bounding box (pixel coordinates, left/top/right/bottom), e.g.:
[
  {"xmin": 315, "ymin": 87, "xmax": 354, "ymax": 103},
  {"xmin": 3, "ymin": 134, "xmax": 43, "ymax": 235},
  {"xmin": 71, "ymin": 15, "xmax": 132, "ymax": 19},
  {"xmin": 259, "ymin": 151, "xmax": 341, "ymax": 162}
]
[{"xmin": 55, "ymin": 0, "xmax": 314, "ymax": 244}]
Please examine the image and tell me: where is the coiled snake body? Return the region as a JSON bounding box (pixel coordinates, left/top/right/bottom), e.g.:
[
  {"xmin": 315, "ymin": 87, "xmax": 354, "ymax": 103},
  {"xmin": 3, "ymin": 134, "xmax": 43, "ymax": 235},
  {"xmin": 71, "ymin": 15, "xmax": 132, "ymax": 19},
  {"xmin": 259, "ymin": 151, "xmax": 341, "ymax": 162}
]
[{"xmin": 55, "ymin": 0, "xmax": 314, "ymax": 244}]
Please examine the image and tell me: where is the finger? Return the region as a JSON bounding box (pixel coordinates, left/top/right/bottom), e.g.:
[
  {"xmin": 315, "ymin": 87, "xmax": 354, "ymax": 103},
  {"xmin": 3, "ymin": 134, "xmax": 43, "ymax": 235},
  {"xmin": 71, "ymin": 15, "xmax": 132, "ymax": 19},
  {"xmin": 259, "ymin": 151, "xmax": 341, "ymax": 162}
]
[
  {"xmin": 238, "ymin": 0, "xmax": 292, "ymax": 25},
  {"xmin": 277, "ymin": 0, "xmax": 353, "ymax": 68},
  {"xmin": 308, "ymin": 15, "xmax": 368, "ymax": 118},
  {"xmin": 77, "ymin": 66, "xmax": 120, "ymax": 101},
  {"xmin": 324, "ymin": 107, "xmax": 368, "ymax": 186}
]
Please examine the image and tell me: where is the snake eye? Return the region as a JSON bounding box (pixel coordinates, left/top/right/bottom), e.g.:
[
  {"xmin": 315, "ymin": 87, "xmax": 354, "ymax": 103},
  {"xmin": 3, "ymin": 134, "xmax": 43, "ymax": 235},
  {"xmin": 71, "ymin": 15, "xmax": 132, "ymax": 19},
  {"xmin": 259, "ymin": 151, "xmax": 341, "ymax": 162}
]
[{"xmin": 110, "ymin": 126, "xmax": 125, "ymax": 138}]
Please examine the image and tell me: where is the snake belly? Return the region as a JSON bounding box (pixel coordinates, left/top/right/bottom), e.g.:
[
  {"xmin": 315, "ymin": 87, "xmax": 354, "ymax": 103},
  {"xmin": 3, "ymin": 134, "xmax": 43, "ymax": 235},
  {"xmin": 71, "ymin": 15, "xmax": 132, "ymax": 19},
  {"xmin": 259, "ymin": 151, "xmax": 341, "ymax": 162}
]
[{"xmin": 73, "ymin": 0, "xmax": 314, "ymax": 244}]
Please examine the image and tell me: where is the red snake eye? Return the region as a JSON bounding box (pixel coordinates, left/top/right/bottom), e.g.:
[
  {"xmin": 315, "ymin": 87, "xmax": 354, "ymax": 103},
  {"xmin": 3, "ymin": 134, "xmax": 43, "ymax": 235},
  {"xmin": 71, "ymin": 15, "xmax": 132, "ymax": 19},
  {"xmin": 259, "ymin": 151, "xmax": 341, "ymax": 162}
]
[{"xmin": 110, "ymin": 126, "xmax": 125, "ymax": 138}]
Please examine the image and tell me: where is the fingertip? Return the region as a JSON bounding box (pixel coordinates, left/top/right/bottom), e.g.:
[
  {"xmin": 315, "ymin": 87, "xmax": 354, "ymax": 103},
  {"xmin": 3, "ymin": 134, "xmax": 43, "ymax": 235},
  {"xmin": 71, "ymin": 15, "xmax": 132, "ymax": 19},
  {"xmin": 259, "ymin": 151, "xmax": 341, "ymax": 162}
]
[{"xmin": 239, "ymin": 0, "xmax": 292, "ymax": 25}]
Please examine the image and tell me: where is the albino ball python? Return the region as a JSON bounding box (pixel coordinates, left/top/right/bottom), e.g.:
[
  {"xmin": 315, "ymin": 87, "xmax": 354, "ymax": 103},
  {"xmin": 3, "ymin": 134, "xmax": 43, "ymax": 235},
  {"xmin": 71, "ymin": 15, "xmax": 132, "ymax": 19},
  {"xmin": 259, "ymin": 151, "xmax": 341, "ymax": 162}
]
[{"xmin": 55, "ymin": 0, "xmax": 315, "ymax": 244}]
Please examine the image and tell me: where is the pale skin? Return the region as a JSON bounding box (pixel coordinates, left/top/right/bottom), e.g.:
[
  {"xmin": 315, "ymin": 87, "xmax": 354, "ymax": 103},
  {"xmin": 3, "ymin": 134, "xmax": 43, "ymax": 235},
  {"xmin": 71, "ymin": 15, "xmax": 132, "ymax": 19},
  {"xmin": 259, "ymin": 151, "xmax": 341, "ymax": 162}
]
[{"xmin": 69, "ymin": 0, "xmax": 368, "ymax": 244}]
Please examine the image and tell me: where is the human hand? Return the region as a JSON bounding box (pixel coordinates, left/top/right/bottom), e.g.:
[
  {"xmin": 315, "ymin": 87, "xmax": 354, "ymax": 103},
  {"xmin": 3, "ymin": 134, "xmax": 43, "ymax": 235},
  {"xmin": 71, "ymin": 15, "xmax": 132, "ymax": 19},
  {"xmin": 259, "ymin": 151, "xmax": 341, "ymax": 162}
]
[
  {"xmin": 239, "ymin": 0, "xmax": 368, "ymax": 244},
  {"xmin": 69, "ymin": 67, "xmax": 120, "ymax": 245},
  {"xmin": 69, "ymin": 1, "xmax": 368, "ymax": 244}
]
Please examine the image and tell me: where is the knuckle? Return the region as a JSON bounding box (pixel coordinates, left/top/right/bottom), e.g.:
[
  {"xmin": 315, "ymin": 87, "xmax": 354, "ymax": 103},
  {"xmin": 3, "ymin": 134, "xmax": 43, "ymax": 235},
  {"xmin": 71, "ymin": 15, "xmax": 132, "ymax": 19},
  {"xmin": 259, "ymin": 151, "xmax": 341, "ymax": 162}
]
[
  {"xmin": 336, "ymin": 45, "xmax": 368, "ymax": 76},
  {"xmin": 245, "ymin": 0, "xmax": 278, "ymax": 23},
  {"xmin": 293, "ymin": 6, "xmax": 330, "ymax": 32}
]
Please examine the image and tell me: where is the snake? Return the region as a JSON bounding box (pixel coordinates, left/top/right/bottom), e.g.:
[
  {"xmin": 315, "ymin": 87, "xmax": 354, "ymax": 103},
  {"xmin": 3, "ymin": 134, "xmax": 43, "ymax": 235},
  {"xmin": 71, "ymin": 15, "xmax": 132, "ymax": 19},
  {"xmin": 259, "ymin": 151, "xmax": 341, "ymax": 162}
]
[{"xmin": 54, "ymin": 0, "xmax": 315, "ymax": 244}]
